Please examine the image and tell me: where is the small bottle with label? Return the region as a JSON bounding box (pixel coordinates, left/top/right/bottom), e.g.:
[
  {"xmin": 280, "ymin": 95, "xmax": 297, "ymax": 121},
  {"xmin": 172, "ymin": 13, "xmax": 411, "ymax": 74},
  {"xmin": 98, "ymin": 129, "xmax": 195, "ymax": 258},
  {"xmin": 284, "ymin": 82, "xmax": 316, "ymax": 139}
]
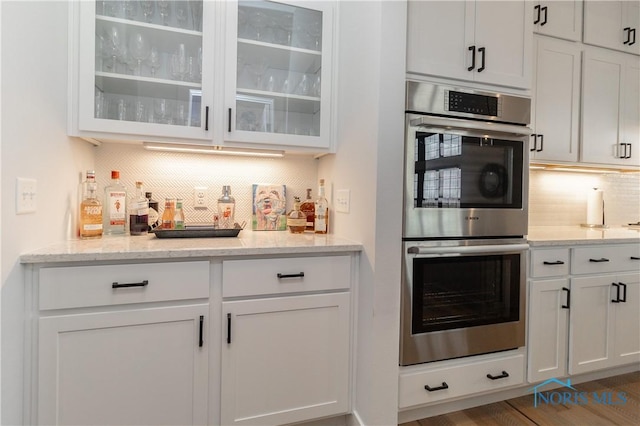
[
  {"xmin": 300, "ymin": 188, "xmax": 315, "ymax": 231},
  {"xmin": 314, "ymin": 179, "xmax": 329, "ymax": 234},
  {"xmin": 145, "ymin": 192, "xmax": 160, "ymax": 231},
  {"xmin": 287, "ymin": 196, "xmax": 307, "ymax": 234},
  {"xmin": 103, "ymin": 170, "xmax": 127, "ymax": 235},
  {"xmin": 174, "ymin": 198, "xmax": 185, "ymax": 230},
  {"xmin": 79, "ymin": 170, "xmax": 103, "ymax": 239},
  {"xmin": 217, "ymin": 186, "xmax": 236, "ymax": 229},
  {"xmin": 161, "ymin": 198, "xmax": 175, "ymax": 229},
  {"xmin": 129, "ymin": 182, "xmax": 149, "ymax": 235}
]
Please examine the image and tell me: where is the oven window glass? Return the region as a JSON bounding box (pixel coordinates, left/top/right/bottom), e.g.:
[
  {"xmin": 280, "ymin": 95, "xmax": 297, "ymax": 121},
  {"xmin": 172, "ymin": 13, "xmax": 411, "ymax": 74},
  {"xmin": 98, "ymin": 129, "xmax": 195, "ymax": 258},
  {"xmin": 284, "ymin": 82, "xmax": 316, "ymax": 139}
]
[
  {"xmin": 411, "ymin": 254, "xmax": 520, "ymax": 334},
  {"xmin": 413, "ymin": 131, "xmax": 523, "ymax": 209}
]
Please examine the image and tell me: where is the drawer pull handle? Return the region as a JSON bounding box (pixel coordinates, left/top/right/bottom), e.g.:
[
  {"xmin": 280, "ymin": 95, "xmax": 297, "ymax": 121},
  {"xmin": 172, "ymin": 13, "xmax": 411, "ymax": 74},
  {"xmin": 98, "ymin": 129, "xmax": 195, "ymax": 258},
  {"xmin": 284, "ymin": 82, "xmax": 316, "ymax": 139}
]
[
  {"xmin": 277, "ymin": 272, "xmax": 305, "ymax": 279},
  {"xmin": 112, "ymin": 280, "xmax": 149, "ymax": 289},
  {"xmin": 199, "ymin": 315, "xmax": 204, "ymax": 348},
  {"xmin": 227, "ymin": 313, "xmax": 232, "ymax": 344},
  {"xmin": 619, "ymin": 282, "xmax": 627, "ymax": 303},
  {"xmin": 562, "ymin": 287, "xmax": 570, "ymax": 309},
  {"xmin": 631, "ymin": 256, "xmax": 640, "ymax": 260},
  {"xmin": 612, "ymin": 283, "xmax": 621, "ymax": 303},
  {"xmin": 425, "ymin": 382, "xmax": 448, "ymax": 392},
  {"xmin": 589, "ymin": 258, "xmax": 610, "ymax": 263},
  {"xmin": 543, "ymin": 260, "xmax": 565, "ymax": 265},
  {"xmin": 487, "ymin": 371, "xmax": 509, "ymax": 380}
]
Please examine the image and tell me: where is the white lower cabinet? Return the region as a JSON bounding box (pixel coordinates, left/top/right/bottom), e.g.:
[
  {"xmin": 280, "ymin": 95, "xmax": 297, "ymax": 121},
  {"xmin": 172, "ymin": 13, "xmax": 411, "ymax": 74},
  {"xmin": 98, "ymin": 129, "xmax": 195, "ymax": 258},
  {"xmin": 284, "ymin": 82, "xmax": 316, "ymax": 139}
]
[
  {"xmin": 528, "ymin": 244, "xmax": 640, "ymax": 384},
  {"xmin": 220, "ymin": 255, "xmax": 352, "ymax": 426},
  {"xmin": 33, "ymin": 261, "xmax": 211, "ymax": 426},
  {"xmin": 399, "ymin": 351, "xmax": 525, "ymax": 409}
]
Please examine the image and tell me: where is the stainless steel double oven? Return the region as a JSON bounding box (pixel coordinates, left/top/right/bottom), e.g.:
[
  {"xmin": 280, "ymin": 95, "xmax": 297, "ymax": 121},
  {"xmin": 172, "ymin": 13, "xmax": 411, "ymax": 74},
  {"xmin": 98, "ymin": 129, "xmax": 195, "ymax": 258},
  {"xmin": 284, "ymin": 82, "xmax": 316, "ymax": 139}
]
[{"xmin": 400, "ymin": 82, "xmax": 531, "ymax": 366}]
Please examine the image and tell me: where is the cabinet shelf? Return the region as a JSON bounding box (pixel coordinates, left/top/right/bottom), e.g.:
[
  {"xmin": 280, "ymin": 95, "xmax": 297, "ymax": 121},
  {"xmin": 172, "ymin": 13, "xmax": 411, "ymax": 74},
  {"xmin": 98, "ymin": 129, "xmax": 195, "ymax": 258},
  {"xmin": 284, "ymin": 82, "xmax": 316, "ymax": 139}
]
[
  {"xmin": 238, "ymin": 39, "xmax": 321, "ymax": 74},
  {"xmin": 95, "ymin": 72, "xmax": 201, "ymax": 101},
  {"xmin": 237, "ymin": 88, "xmax": 320, "ymax": 114}
]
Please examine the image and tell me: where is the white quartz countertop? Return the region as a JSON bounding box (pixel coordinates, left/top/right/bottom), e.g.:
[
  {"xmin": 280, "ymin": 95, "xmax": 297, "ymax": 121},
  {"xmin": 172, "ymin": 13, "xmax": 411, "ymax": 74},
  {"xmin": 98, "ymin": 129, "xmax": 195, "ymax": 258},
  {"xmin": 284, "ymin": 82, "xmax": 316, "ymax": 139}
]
[
  {"xmin": 20, "ymin": 231, "xmax": 363, "ymax": 264},
  {"xmin": 527, "ymin": 226, "xmax": 640, "ymax": 247}
]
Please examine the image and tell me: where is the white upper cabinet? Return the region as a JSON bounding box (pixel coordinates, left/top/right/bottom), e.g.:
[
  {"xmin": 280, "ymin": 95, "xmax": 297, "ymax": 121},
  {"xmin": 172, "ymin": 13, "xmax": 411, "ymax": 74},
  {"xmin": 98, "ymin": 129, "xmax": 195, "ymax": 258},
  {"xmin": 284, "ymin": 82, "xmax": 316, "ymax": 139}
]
[
  {"xmin": 584, "ymin": 1, "xmax": 640, "ymax": 55},
  {"xmin": 532, "ymin": 1, "xmax": 583, "ymax": 42},
  {"xmin": 406, "ymin": 0, "xmax": 532, "ymax": 89},
  {"xmin": 70, "ymin": 0, "xmax": 215, "ymax": 143},
  {"xmin": 530, "ymin": 36, "xmax": 581, "ymax": 163},
  {"xmin": 582, "ymin": 46, "xmax": 640, "ymax": 166},
  {"xmin": 223, "ymin": 0, "xmax": 335, "ymax": 151}
]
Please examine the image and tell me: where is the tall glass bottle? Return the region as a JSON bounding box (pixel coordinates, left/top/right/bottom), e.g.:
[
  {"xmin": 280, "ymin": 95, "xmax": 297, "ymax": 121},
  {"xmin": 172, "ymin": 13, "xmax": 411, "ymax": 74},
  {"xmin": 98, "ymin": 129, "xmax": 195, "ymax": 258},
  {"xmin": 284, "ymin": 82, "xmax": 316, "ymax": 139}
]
[
  {"xmin": 146, "ymin": 192, "xmax": 160, "ymax": 231},
  {"xmin": 287, "ymin": 196, "xmax": 306, "ymax": 234},
  {"xmin": 174, "ymin": 198, "xmax": 186, "ymax": 230},
  {"xmin": 300, "ymin": 188, "xmax": 315, "ymax": 231},
  {"xmin": 314, "ymin": 179, "xmax": 329, "ymax": 234},
  {"xmin": 129, "ymin": 181, "xmax": 149, "ymax": 235},
  {"xmin": 103, "ymin": 170, "xmax": 127, "ymax": 235},
  {"xmin": 218, "ymin": 186, "xmax": 236, "ymax": 229},
  {"xmin": 161, "ymin": 198, "xmax": 175, "ymax": 229},
  {"xmin": 79, "ymin": 170, "xmax": 103, "ymax": 239}
]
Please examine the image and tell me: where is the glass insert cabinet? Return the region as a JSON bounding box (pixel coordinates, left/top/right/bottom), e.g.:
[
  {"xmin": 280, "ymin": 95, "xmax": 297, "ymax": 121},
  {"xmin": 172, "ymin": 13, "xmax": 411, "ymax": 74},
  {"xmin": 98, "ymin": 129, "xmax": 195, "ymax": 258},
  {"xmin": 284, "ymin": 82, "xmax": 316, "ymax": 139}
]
[{"xmin": 70, "ymin": 0, "xmax": 335, "ymax": 151}]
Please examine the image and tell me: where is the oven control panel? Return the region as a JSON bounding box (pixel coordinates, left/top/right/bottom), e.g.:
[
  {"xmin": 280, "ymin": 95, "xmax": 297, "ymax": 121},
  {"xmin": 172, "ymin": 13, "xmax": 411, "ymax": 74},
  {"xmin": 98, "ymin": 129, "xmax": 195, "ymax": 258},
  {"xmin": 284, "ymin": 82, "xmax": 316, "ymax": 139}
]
[{"xmin": 446, "ymin": 90, "xmax": 500, "ymax": 117}]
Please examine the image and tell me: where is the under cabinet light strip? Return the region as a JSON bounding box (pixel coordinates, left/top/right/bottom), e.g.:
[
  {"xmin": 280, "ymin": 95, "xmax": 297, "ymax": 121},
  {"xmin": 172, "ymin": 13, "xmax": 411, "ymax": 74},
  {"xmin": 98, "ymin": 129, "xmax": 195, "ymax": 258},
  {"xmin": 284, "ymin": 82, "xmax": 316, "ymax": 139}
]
[{"xmin": 143, "ymin": 142, "xmax": 284, "ymax": 158}]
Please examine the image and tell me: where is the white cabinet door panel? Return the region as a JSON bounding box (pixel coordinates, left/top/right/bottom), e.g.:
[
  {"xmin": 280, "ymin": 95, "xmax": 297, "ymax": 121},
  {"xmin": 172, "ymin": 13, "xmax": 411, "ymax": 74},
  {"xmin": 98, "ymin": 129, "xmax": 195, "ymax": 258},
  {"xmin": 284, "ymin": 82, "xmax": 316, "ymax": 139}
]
[{"xmin": 611, "ymin": 273, "xmax": 640, "ymax": 367}]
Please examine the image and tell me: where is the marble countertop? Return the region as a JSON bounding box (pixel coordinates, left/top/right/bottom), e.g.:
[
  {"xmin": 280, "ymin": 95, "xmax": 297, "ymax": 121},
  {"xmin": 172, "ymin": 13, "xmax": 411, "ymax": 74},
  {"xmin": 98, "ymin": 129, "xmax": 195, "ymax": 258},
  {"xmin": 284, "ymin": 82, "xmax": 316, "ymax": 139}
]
[
  {"xmin": 527, "ymin": 226, "xmax": 640, "ymax": 247},
  {"xmin": 20, "ymin": 231, "xmax": 363, "ymax": 264}
]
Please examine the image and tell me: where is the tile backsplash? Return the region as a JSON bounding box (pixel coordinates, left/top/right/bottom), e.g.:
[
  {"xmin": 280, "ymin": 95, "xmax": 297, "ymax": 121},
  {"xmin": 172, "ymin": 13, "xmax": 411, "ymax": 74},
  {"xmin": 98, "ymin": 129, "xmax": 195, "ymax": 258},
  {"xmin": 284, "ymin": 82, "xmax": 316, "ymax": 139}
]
[
  {"xmin": 94, "ymin": 143, "xmax": 320, "ymax": 226},
  {"xmin": 529, "ymin": 170, "xmax": 640, "ymax": 227}
]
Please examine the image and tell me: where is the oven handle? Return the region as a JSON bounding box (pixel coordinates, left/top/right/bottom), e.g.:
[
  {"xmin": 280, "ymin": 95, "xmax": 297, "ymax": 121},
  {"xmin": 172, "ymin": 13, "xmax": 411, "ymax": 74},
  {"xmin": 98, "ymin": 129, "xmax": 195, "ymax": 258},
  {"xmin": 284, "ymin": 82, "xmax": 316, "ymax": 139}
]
[
  {"xmin": 408, "ymin": 243, "xmax": 529, "ymax": 256},
  {"xmin": 409, "ymin": 116, "xmax": 532, "ymax": 138}
]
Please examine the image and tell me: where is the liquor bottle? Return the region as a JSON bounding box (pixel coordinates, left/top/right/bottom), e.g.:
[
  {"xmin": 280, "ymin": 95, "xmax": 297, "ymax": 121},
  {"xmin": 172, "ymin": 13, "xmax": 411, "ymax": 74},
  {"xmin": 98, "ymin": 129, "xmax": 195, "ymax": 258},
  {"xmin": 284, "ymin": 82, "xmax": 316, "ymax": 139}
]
[
  {"xmin": 129, "ymin": 181, "xmax": 149, "ymax": 235},
  {"xmin": 217, "ymin": 185, "xmax": 235, "ymax": 229},
  {"xmin": 300, "ymin": 188, "xmax": 315, "ymax": 231},
  {"xmin": 161, "ymin": 198, "xmax": 175, "ymax": 229},
  {"xmin": 145, "ymin": 192, "xmax": 160, "ymax": 231},
  {"xmin": 103, "ymin": 170, "xmax": 127, "ymax": 235},
  {"xmin": 174, "ymin": 198, "xmax": 185, "ymax": 230},
  {"xmin": 79, "ymin": 170, "xmax": 103, "ymax": 239},
  {"xmin": 314, "ymin": 179, "xmax": 329, "ymax": 234},
  {"xmin": 287, "ymin": 196, "xmax": 306, "ymax": 234}
]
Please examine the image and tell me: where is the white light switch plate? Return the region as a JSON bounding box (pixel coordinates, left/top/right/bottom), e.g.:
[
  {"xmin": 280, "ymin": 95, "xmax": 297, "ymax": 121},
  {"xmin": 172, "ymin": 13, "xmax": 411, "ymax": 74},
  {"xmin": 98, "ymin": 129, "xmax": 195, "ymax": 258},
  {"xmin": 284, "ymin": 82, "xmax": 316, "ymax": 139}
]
[
  {"xmin": 335, "ymin": 189, "xmax": 350, "ymax": 213},
  {"xmin": 16, "ymin": 177, "xmax": 37, "ymax": 214}
]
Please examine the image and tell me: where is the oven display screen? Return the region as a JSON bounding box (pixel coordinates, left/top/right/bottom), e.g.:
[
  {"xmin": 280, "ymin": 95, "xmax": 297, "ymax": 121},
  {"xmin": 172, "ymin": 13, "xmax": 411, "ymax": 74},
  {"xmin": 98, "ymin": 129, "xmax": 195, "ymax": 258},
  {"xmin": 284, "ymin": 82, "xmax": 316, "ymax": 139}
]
[{"xmin": 448, "ymin": 90, "xmax": 499, "ymax": 116}]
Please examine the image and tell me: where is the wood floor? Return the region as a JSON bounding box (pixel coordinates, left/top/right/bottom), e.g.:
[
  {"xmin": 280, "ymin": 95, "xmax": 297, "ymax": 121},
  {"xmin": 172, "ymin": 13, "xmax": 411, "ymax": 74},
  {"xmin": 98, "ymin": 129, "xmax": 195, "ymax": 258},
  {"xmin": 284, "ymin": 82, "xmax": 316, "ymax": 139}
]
[{"xmin": 400, "ymin": 371, "xmax": 639, "ymax": 426}]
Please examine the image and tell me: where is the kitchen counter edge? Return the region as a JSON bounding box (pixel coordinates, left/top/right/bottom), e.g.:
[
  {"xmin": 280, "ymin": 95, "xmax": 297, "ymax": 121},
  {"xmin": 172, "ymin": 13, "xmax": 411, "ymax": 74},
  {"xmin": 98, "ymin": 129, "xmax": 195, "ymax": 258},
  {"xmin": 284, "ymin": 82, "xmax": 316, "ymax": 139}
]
[
  {"xmin": 527, "ymin": 226, "xmax": 640, "ymax": 247},
  {"xmin": 20, "ymin": 232, "xmax": 363, "ymax": 265}
]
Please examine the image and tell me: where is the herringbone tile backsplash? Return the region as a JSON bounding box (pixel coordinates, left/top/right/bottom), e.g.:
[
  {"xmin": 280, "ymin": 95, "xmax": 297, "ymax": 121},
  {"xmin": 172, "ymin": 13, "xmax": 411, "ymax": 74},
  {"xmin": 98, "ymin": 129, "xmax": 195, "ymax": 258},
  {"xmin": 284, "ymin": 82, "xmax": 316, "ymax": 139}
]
[{"xmin": 94, "ymin": 143, "xmax": 319, "ymax": 226}]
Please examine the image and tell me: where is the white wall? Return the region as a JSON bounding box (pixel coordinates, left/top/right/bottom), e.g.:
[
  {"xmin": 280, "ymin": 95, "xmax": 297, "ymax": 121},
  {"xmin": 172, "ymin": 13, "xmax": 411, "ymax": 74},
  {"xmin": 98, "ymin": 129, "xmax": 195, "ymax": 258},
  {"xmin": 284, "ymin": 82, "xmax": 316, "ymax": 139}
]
[
  {"xmin": 319, "ymin": 2, "xmax": 406, "ymax": 425},
  {"xmin": 1, "ymin": 2, "xmax": 95, "ymax": 424}
]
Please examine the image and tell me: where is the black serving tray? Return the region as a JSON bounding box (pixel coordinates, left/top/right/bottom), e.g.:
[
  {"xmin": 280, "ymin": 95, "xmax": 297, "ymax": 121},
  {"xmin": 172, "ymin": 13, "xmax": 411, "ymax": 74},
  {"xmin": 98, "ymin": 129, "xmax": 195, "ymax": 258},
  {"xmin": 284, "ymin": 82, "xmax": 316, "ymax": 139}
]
[{"xmin": 151, "ymin": 225, "xmax": 241, "ymax": 239}]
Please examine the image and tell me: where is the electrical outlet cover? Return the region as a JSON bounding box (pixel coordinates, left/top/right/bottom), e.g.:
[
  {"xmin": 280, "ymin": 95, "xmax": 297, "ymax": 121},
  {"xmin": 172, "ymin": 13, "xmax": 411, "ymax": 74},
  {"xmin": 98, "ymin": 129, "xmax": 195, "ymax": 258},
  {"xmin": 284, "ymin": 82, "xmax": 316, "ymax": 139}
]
[{"xmin": 16, "ymin": 177, "xmax": 37, "ymax": 214}]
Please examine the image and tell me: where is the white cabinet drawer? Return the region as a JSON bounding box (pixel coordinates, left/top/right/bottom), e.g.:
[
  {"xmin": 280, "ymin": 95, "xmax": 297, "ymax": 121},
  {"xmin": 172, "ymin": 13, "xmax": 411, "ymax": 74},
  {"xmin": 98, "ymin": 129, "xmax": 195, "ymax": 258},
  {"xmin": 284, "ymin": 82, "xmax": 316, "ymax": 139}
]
[
  {"xmin": 398, "ymin": 353, "xmax": 525, "ymax": 409},
  {"xmin": 530, "ymin": 248, "xmax": 570, "ymax": 278},
  {"xmin": 571, "ymin": 245, "xmax": 638, "ymax": 275},
  {"xmin": 222, "ymin": 255, "xmax": 351, "ymax": 298},
  {"xmin": 39, "ymin": 261, "xmax": 210, "ymax": 310}
]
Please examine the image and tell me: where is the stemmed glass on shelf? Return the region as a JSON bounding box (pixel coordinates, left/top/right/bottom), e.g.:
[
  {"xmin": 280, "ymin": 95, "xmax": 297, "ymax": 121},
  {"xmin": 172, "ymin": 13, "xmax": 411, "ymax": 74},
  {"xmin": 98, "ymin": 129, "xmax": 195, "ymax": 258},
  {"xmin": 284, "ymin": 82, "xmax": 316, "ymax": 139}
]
[
  {"xmin": 147, "ymin": 47, "xmax": 161, "ymax": 77},
  {"xmin": 158, "ymin": 1, "xmax": 171, "ymax": 26},
  {"xmin": 129, "ymin": 32, "xmax": 150, "ymax": 76},
  {"xmin": 140, "ymin": 1, "xmax": 155, "ymax": 23},
  {"xmin": 104, "ymin": 26, "xmax": 124, "ymax": 72}
]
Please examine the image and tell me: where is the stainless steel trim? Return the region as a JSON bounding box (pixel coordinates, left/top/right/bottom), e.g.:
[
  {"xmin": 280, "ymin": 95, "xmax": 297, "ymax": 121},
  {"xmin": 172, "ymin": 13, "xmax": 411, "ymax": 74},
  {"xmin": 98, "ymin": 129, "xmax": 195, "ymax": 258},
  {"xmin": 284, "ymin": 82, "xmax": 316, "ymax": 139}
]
[
  {"xmin": 409, "ymin": 116, "xmax": 533, "ymax": 138},
  {"xmin": 408, "ymin": 243, "xmax": 530, "ymax": 255}
]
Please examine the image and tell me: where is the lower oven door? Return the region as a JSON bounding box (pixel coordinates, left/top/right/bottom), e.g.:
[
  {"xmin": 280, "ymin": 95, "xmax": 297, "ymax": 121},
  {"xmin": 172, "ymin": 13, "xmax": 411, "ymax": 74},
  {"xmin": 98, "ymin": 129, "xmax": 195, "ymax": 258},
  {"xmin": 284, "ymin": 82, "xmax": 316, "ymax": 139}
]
[{"xmin": 400, "ymin": 240, "xmax": 528, "ymax": 366}]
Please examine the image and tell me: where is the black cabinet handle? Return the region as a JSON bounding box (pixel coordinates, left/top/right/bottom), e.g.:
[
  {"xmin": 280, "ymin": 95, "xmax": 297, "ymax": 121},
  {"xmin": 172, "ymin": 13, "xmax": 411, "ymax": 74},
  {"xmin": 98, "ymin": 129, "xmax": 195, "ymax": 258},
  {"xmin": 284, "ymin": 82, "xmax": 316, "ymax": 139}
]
[
  {"xmin": 228, "ymin": 108, "xmax": 232, "ymax": 132},
  {"xmin": 534, "ymin": 4, "xmax": 541, "ymax": 24},
  {"xmin": 425, "ymin": 382, "xmax": 449, "ymax": 392},
  {"xmin": 277, "ymin": 272, "xmax": 305, "ymax": 279},
  {"xmin": 612, "ymin": 283, "xmax": 621, "ymax": 303},
  {"xmin": 468, "ymin": 46, "xmax": 476, "ymax": 71},
  {"xmin": 625, "ymin": 143, "xmax": 632, "ymax": 159},
  {"xmin": 540, "ymin": 6, "xmax": 548, "ymax": 26},
  {"xmin": 112, "ymin": 280, "xmax": 149, "ymax": 289},
  {"xmin": 589, "ymin": 258, "xmax": 610, "ymax": 263},
  {"xmin": 630, "ymin": 28, "xmax": 636, "ymax": 46},
  {"xmin": 624, "ymin": 27, "xmax": 631, "ymax": 45},
  {"xmin": 478, "ymin": 47, "xmax": 486, "ymax": 72},
  {"xmin": 530, "ymin": 134, "xmax": 537, "ymax": 152},
  {"xmin": 204, "ymin": 106, "xmax": 209, "ymax": 131},
  {"xmin": 562, "ymin": 287, "xmax": 571, "ymax": 309},
  {"xmin": 226, "ymin": 313, "xmax": 232, "ymax": 344},
  {"xmin": 537, "ymin": 134, "xmax": 544, "ymax": 152},
  {"xmin": 199, "ymin": 315, "xmax": 204, "ymax": 347},
  {"xmin": 544, "ymin": 260, "xmax": 565, "ymax": 265},
  {"xmin": 487, "ymin": 371, "xmax": 509, "ymax": 380},
  {"xmin": 631, "ymin": 256, "xmax": 640, "ymax": 260},
  {"xmin": 619, "ymin": 282, "xmax": 627, "ymax": 303}
]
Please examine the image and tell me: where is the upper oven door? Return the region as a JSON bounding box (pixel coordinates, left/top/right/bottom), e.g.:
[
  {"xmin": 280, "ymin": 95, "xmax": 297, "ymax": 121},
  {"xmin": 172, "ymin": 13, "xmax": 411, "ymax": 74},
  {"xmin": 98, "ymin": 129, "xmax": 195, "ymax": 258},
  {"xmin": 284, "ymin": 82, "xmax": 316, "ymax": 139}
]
[{"xmin": 404, "ymin": 115, "xmax": 531, "ymax": 239}]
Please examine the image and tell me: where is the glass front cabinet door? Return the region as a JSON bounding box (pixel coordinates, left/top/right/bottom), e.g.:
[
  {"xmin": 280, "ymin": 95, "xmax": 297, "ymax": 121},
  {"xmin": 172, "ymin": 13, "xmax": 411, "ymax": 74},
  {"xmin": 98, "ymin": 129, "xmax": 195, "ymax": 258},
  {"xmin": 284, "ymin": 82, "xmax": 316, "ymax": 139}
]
[
  {"xmin": 72, "ymin": 0, "xmax": 214, "ymax": 142},
  {"xmin": 224, "ymin": 0, "xmax": 335, "ymax": 150}
]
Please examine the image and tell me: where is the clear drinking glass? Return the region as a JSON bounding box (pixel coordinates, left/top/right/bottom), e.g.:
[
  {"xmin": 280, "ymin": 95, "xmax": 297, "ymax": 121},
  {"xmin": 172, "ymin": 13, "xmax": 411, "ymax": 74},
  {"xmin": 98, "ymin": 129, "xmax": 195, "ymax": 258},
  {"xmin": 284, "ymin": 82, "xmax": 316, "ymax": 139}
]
[{"xmin": 129, "ymin": 33, "xmax": 150, "ymax": 76}]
